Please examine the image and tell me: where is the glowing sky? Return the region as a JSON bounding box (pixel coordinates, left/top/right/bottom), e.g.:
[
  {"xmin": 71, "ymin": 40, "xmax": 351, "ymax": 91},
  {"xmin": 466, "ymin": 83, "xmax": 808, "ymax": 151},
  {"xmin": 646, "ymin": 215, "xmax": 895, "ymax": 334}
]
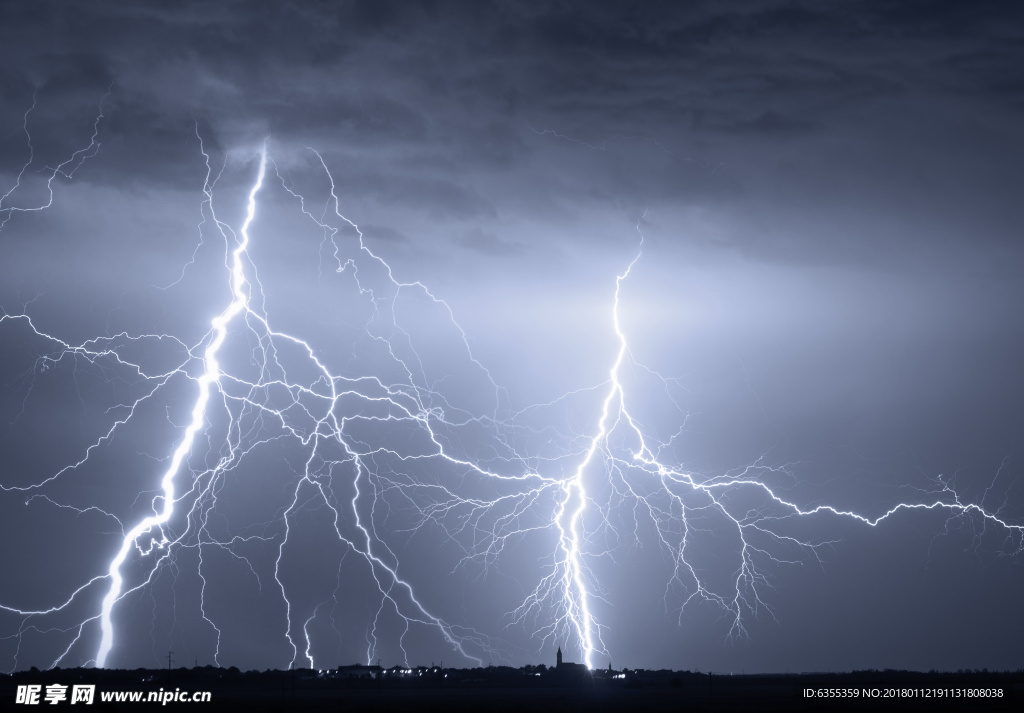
[{"xmin": 2, "ymin": 1, "xmax": 1024, "ymax": 674}]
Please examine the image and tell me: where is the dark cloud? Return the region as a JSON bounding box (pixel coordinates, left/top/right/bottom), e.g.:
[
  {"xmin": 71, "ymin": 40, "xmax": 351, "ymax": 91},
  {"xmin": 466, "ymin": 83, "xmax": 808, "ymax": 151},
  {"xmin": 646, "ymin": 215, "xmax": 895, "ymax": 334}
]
[
  {"xmin": 727, "ymin": 110, "xmax": 819, "ymax": 137},
  {"xmin": 454, "ymin": 228, "xmax": 525, "ymax": 256},
  {"xmin": 359, "ymin": 223, "xmax": 408, "ymax": 243}
]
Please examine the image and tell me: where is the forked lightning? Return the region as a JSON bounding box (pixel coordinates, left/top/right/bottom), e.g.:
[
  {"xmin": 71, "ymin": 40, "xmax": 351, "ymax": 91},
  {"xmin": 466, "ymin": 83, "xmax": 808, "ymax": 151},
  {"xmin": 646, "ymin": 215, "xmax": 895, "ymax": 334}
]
[{"xmin": 1, "ymin": 98, "xmax": 1022, "ymax": 672}]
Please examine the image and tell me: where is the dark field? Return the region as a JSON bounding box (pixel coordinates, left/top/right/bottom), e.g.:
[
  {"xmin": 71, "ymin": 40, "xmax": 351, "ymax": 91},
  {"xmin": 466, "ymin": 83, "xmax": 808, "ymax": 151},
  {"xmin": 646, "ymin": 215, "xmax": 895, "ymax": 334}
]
[{"xmin": 3, "ymin": 668, "xmax": 1021, "ymax": 712}]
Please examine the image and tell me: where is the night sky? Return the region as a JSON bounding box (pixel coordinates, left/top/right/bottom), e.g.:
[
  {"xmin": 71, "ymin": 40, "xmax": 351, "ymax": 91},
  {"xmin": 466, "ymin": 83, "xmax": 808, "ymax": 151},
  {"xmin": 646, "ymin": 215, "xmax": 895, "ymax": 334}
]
[{"xmin": 2, "ymin": 1, "xmax": 1024, "ymax": 675}]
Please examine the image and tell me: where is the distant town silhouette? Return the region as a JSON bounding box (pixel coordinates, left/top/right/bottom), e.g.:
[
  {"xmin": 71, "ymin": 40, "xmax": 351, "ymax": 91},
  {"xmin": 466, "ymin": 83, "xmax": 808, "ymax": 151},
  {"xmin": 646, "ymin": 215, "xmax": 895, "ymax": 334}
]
[{"xmin": 3, "ymin": 658, "xmax": 1020, "ymax": 711}]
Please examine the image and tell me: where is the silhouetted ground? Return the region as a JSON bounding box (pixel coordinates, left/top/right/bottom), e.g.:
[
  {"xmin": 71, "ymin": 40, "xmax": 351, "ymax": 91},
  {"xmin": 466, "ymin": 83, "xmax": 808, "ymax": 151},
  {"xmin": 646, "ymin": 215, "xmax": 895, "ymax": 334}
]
[{"xmin": 2, "ymin": 667, "xmax": 1021, "ymax": 711}]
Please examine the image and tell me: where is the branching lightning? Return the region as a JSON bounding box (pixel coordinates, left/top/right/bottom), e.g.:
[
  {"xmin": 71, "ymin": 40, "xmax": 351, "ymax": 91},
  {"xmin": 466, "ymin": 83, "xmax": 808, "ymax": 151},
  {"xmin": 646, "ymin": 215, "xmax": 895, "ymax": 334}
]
[
  {"xmin": 1, "ymin": 96, "xmax": 1022, "ymax": 673},
  {"xmin": 0, "ymin": 89, "xmax": 108, "ymax": 232}
]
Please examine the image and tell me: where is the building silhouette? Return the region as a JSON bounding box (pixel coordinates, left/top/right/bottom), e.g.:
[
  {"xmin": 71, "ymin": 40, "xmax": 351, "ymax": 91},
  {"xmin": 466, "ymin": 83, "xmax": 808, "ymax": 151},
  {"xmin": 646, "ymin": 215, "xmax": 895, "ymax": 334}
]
[{"xmin": 554, "ymin": 646, "xmax": 588, "ymax": 679}]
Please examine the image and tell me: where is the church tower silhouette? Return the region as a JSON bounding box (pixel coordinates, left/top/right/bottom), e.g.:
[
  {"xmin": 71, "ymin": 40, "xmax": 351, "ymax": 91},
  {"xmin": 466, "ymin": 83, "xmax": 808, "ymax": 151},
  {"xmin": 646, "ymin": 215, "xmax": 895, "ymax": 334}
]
[{"xmin": 556, "ymin": 646, "xmax": 562, "ymax": 668}]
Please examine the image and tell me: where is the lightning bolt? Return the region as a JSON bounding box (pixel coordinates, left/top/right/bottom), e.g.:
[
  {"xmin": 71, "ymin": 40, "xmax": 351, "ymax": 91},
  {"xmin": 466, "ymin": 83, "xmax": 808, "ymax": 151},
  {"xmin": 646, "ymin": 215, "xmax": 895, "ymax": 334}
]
[
  {"xmin": 1, "ymin": 123, "xmax": 504, "ymax": 669},
  {"xmin": 1, "ymin": 96, "xmax": 1022, "ymax": 674},
  {"xmin": 0, "ymin": 88, "xmax": 108, "ymax": 232},
  {"xmin": 94, "ymin": 143, "xmax": 270, "ymax": 667}
]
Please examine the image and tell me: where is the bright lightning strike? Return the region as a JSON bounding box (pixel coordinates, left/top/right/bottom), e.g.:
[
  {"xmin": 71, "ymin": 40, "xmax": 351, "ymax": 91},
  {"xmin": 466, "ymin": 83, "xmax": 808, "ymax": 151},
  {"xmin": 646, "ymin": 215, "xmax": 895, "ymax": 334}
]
[
  {"xmin": 1, "ymin": 97, "xmax": 1022, "ymax": 674},
  {"xmin": 95, "ymin": 143, "xmax": 270, "ymax": 668}
]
